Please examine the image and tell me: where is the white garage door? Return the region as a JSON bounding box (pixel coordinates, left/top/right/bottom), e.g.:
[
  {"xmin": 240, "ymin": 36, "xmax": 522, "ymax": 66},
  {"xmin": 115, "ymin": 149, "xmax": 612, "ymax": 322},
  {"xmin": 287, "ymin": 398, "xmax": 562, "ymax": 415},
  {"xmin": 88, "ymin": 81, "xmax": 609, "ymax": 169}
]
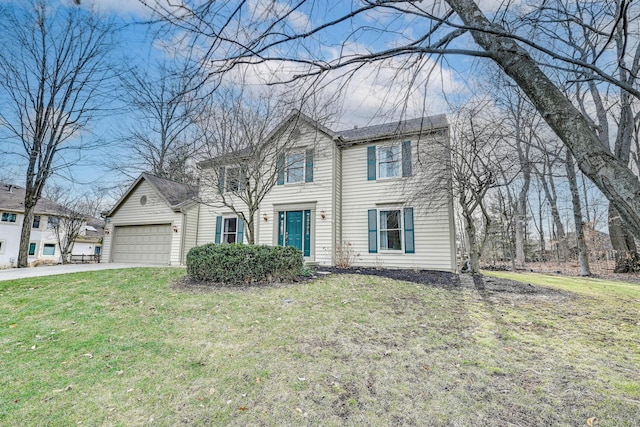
[{"xmin": 112, "ymin": 224, "xmax": 172, "ymax": 264}]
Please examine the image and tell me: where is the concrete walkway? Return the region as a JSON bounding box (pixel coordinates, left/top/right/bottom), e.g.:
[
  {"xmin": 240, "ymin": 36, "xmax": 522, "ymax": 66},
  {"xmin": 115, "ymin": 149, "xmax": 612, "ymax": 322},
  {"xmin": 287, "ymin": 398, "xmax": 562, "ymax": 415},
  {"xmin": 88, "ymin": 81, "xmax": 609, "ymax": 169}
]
[{"xmin": 0, "ymin": 263, "xmax": 175, "ymax": 282}]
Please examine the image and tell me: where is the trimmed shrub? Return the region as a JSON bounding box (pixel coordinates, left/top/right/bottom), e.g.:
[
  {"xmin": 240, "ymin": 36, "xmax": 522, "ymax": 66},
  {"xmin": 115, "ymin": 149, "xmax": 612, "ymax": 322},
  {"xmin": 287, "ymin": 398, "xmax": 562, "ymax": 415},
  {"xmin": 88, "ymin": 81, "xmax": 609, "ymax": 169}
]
[{"xmin": 186, "ymin": 243, "xmax": 304, "ymax": 285}]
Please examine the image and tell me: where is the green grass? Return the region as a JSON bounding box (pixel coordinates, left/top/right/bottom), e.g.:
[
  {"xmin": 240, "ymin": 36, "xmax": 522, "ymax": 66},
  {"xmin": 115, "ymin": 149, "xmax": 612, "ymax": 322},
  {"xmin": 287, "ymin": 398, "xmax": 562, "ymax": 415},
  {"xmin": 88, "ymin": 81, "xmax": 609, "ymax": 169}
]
[{"xmin": 1, "ymin": 268, "xmax": 639, "ymax": 426}]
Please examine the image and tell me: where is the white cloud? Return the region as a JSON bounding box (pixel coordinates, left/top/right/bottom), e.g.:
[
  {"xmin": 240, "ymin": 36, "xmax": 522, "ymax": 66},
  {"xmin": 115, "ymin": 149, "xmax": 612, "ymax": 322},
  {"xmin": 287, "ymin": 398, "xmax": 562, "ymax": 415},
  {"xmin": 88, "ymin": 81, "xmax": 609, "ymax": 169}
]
[{"xmin": 83, "ymin": 0, "xmax": 153, "ymax": 17}]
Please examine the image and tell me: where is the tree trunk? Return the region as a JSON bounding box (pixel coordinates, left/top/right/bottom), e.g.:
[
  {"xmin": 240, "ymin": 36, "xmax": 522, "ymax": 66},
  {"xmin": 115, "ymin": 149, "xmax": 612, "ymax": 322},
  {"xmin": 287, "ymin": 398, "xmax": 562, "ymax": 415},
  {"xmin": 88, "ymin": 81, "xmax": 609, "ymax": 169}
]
[
  {"xmin": 608, "ymin": 204, "xmax": 640, "ymax": 273},
  {"xmin": 446, "ymin": 0, "xmax": 640, "ymax": 241},
  {"xmin": 566, "ymin": 149, "xmax": 591, "ymax": 276},
  {"xmin": 464, "ymin": 215, "xmax": 481, "ymax": 275},
  {"xmin": 18, "ymin": 205, "xmax": 36, "ymax": 268}
]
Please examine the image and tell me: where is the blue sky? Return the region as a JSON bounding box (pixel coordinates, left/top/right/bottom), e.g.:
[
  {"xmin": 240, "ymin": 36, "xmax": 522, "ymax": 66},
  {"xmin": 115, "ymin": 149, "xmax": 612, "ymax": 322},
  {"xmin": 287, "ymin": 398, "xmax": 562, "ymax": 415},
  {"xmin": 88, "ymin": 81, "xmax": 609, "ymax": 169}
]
[{"xmin": 0, "ymin": 0, "xmax": 485, "ymax": 200}]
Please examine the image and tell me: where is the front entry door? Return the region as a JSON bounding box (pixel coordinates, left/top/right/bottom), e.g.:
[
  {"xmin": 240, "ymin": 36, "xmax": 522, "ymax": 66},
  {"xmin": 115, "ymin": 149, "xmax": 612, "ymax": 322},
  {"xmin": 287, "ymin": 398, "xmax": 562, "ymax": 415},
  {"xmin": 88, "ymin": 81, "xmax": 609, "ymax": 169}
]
[
  {"xmin": 278, "ymin": 210, "xmax": 311, "ymax": 257},
  {"xmin": 285, "ymin": 210, "xmax": 303, "ymax": 251}
]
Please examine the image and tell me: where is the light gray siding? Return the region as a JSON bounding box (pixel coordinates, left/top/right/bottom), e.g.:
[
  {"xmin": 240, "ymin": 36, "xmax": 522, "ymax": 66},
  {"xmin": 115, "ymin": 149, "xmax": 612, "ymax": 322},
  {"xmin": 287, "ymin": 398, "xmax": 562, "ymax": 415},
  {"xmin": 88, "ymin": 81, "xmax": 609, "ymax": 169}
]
[
  {"xmin": 340, "ymin": 135, "xmax": 456, "ymax": 271},
  {"xmin": 103, "ymin": 180, "xmax": 184, "ymax": 265},
  {"xmin": 257, "ymin": 123, "xmax": 337, "ymax": 265}
]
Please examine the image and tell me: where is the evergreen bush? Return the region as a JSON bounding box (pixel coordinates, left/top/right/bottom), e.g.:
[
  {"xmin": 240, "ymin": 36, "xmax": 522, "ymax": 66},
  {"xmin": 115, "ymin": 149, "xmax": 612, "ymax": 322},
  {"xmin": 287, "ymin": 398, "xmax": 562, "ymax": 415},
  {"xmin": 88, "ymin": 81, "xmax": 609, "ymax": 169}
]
[{"xmin": 186, "ymin": 243, "xmax": 304, "ymax": 285}]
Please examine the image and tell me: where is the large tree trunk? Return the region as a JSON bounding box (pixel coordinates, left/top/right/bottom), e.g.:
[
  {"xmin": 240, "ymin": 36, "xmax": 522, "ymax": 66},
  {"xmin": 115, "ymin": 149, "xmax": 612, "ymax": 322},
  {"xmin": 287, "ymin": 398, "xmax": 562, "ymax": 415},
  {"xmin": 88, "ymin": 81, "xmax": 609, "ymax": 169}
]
[
  {"xmin": 608, "ymin": 205, "xmax": 640, "ymax": 272},
  {"xmin": 566, "ymin": 149, "xmax": 591, "ymax": 276},
  {"xmin": 18, "ymin": 204, "xmax": 36, "ymax": 268},
  {"xmin": 447, "ymin": 0, "xmax": 640, "ymax": 241}
]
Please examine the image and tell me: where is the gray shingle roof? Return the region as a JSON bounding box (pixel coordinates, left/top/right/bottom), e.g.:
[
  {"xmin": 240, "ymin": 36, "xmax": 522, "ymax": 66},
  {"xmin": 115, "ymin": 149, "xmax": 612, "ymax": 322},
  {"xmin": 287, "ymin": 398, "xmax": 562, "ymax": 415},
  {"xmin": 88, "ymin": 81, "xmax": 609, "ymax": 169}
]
[
  {"xmin": 141, "ymin": 173, "xmax": 198, "ymax": 207},
  {"xmin": 336, "ymin": 114, "xmax": 448, "ymax": 142},
  {"xmin": 0, "ymin": 182, "xmax": 67, "ymax": 215}
]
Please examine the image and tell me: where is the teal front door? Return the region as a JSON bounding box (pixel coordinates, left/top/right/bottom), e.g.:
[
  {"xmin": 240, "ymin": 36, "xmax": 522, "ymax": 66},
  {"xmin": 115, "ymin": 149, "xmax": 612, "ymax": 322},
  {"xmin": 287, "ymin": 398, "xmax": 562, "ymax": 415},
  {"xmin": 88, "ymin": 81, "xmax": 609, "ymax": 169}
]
[
  {"xmin": 285, "ymin": 211, "xmax": 303, "ymax": 250},
  {"xmin": 278, "ymin": 210, "xmax": 311, "ymax": 256}
]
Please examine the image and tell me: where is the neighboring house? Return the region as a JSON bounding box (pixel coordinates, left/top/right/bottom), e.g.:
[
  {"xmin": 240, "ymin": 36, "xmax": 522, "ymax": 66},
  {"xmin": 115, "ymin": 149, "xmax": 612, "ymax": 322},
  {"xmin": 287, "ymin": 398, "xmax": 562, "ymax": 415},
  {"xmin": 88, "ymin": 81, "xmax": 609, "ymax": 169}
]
[
  {"xmin": 103, "ymin": 112, "xmax": 456, "ymax": 271},
  {"xmin": 0, "ymin": 183, "xmax": 103, "ymax": 268}
]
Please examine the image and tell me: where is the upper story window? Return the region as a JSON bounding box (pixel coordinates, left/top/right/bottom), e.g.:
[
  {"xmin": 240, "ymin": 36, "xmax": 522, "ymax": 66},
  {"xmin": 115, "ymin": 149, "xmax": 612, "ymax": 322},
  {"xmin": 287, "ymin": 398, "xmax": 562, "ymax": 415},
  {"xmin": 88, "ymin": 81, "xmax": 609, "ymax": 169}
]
[
  {"xmin": 218, "ymin": 166, "xmax": 246, "ymax": 194},
  {"xmin": 378, "ymin": 145, "xmax": 401, "ymax": 178},
  {"xmin": 226, "ymin": 167, "xmax": 240, "ymax": 193},
  {"xmin": 286, "ymin": 152, "xmax": 305, "ymax": 183},
  {"xmin": 277, "ymin": 149, "xmax": 314, "ymax": 185},
  {"xmin": 33, "ymin": 215, "xmax": 41, "ymax": 228},
  {"xmin": 367, "ymin": 141, "xmax": 412, "ymax": 181},
  {"xmin": 1, "ymin": 212, "xmax": 17, "ymax": 223},
  {"xmin": 47, "ymin": 216, "xmax": 60, "ymax": 229}
]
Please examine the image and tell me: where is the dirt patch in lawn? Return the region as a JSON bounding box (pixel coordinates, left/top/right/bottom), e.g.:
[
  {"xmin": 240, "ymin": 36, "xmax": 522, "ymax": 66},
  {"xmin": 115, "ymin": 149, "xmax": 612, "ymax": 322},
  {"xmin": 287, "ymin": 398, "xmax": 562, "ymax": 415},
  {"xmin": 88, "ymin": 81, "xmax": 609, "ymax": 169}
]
[
  {"xmin": 319, "ymin": 267, "xmax": 573, "ymax": 299},
  {"xmin": 175, "ymin": 267, "xmax": 573, "ymax": 302}
]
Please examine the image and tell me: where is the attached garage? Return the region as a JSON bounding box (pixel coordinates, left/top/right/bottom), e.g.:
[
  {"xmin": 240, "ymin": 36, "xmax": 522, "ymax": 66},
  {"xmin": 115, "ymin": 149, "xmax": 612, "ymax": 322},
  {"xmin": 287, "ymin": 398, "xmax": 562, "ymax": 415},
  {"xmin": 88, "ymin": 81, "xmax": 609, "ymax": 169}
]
[{"xmin": 111, "ymin": 224, "xmax": 172, "ymax": 264}]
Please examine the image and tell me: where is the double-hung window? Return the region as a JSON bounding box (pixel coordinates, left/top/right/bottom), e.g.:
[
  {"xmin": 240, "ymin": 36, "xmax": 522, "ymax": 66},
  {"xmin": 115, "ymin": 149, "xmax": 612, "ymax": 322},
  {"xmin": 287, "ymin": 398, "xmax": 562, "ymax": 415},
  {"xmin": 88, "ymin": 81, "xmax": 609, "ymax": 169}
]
[
  {"xmin": 33, "ymin": 215, "xmax": 41, "ymax": 228},
  {"xmin": 47, "ymin": 217, "xmax": 60, "ymax": 229},
  {"xmin": 367, "ymin": 141, "xmax": 412, "ymax": 180},
  {"xmin": 214, "ymin": 215, "xmax": 244, "ymax": 244},
  {"xmin": 378, "ymin": 146, "xmax": 401, "ymax": 178},
  {"xmin": 368, "ymin": 207, "xmax": 415, "ymax": 254},
  {"xmin": 222, "ymin": 217, "xmax": 238, "ymax": 243},
  {"xmin": 277, "ymin": 149, "xmax": 314, "ymax": 185},
  {"xmin": 1, "ymin": 212, "xmax": 17, "ymax": 223},
  {"xmin": 225, "ymin": 167, "xmax": 240, "ymax": 193},
  {"xmin": 28, "ymin": 242, "xmax": 37, "ymax": 256},
  {"xmin": 286, "ymin": 152, "xmax": 305, "ymax": 183},
  {"xmin": 379, "ymin": 209, "xmax": 402, "ymax": 250}
]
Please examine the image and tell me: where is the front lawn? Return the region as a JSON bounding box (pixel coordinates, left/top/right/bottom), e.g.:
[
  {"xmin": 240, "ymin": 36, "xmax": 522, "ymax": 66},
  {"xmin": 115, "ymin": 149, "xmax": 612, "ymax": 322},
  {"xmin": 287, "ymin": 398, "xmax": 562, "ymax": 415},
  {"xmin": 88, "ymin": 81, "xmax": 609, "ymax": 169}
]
[{"xmin": 1, "ymin": 268, "xmax": 638, "ymax": 426}]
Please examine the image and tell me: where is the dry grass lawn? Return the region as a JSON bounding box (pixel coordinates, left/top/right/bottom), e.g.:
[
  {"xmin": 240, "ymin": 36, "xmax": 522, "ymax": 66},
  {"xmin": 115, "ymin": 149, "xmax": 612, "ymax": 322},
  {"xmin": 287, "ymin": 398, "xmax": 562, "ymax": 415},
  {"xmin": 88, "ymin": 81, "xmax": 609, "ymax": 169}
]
[{"xmin": 1, "ymin": 268, "xmax": 638, "ymax": 426}]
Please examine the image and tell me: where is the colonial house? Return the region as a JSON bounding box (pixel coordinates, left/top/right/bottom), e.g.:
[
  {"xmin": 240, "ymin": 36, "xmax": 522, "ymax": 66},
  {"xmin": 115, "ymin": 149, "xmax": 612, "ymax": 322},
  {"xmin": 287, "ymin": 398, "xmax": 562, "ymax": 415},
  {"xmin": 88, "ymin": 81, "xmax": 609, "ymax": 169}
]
[
  {"xmin": 0, "ymin": 183, "xmax": 103, "ymax": 268},
  {"xmin": 102, "ymin": 112, "xmax": 457, "ymax": 271}
]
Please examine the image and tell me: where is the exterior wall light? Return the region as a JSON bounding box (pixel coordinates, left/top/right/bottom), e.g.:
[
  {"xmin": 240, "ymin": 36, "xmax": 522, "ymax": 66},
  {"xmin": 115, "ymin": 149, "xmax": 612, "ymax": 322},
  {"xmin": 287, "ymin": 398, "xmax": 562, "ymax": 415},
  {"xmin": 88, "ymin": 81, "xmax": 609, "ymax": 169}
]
[
  {"xmin": 320, "ymin": 210, "xmax": 326, "ymax": 220},
  {"xmin": 172, "ymin": 225, "xmax": 179, "ymax": 233},
  {"xmin": 263, "ymin": 213, "xmax": 268, "ymax": 221}
]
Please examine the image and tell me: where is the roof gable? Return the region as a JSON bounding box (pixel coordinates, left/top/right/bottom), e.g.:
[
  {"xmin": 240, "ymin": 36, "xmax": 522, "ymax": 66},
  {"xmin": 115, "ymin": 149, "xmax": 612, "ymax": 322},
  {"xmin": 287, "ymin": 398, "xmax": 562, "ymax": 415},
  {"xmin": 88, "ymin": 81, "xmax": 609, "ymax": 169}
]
[{"xmin": 106, "ymin": 173, "xmax": 197, "ymax": 217}]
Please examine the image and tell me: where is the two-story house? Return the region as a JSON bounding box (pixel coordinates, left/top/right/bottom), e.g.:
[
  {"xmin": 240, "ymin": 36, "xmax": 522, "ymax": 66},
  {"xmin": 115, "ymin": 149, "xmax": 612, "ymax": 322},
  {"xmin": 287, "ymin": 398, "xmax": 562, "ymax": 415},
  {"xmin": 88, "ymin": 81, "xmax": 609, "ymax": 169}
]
[
  {"xmin": 102, "ymin": 112, "xmax": 456, "ymax": 271},
  {"xmin": 0, "ymin": 183, "xmax": 103, "ymax": 268}
]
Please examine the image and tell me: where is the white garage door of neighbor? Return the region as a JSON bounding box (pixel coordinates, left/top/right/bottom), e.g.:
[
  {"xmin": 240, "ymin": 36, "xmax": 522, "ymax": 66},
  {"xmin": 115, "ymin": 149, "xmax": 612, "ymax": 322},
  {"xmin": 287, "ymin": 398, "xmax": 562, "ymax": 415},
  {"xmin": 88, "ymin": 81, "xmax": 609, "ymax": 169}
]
[{"xmin": 112, "ymin": 224, "xmax": 172, "ymax": 264}]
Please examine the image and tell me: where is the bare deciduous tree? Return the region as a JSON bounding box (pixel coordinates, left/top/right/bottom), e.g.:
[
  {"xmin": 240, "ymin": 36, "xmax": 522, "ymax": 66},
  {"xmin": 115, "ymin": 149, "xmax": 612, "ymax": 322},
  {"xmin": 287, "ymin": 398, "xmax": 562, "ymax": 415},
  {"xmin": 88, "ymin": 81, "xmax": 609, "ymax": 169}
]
[
  {"xmin": 196, "ymin": 85, "xmax": 338, "ymax": 244},
  {"xmin": 140, "ymin": 0, "xmax": 640, "ymax": 242},
  {"xmin": 0, "ymin": 0, "xmax": 118, "ymax": 268},
  {"xmin": 115, "ymin": 61, "xmax": 203, "ymax": 184}
]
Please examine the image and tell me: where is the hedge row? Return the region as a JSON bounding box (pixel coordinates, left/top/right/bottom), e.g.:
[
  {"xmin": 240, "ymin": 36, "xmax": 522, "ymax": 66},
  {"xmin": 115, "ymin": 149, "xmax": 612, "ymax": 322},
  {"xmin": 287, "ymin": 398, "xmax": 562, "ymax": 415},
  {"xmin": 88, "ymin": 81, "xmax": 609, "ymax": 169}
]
[{"xmin": 186, "ymin": 243, "xmax": 304, "ymax": 285}]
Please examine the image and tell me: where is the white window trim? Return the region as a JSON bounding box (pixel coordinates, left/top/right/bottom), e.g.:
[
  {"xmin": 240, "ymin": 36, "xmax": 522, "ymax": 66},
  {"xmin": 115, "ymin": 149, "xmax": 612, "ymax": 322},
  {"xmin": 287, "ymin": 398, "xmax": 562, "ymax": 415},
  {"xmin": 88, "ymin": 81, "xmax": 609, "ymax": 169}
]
[
  {"xmin": 378, "ymin": 208, "xmax": 403, "ymax": 252},
  {"xmin": 42, "ymin": 243, "xmax": 56, "ymax": 256},
  {"xmin": 285, "ymin": 151, "xmax": 306, "ymax": 184},
  {"xmin": 222, "ymin": 216, "xmax": 238, "ymax": 244},
  {"xmin": 28, "ymin": 242, "xmax": 38, "ymax": 256},
  {"xmin": 377, "ymin": 144, "xmax": 403, "ymax": 180},
  {"xmin": 1, "ymin": 212, "xmax": 18, "ymax": 223},
  {"xmin": 225, "ymin": 167, "xmax": 241, "ymax": 193}
]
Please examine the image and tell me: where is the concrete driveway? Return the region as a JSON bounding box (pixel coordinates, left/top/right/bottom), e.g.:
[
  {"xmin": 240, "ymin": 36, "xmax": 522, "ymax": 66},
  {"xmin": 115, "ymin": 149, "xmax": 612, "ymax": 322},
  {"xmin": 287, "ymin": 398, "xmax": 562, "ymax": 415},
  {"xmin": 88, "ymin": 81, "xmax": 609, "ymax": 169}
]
[{"xmin": 0, "ymin": 263, "xmax": 177, "ymax": 282}]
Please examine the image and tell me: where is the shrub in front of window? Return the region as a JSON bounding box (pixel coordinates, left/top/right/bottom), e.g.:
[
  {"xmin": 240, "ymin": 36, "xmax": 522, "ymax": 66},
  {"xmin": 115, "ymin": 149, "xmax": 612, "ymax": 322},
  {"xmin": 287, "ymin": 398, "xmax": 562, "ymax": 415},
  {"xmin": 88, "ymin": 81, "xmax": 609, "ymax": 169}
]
[{"xmin": 186, "ymin": 243, "xmax": 304, "ymax": 285}]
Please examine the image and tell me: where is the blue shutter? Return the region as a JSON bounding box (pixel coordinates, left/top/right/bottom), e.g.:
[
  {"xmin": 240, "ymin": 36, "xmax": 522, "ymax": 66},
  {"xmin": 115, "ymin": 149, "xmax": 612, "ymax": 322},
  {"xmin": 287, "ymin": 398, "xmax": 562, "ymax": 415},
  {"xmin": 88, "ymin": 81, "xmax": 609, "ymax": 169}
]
[
  {"xmin": 239, "ymin": 167, "xmax": 247, "ymax": 191},
  {"xmin": 368, "ymin": 209, "xmax": 378, "ymax": 253},
  {"xmin": 367, "ymin": 146, "xmax": 376, "ymax": 180},
  {"xmin": 218, "ymin": 167, "xmax": 225, "ymax": 193},
  {"xmin": 277, "ymin": 154, "xmax": 285, "ymax": 185},
  {"xmin": 303, "ymin": 210, "xmax": 311, "ymax": 256},
  {"xmin": 305, "ymin": 149, "xmax": 314, "ymax": 182},
  {"xmin": 215, "ymin": 216, "xmax": 222, "ymax": 244},
  {"xmin": 404, "ymin": 208, "xmax": 414, "ymax": 254},
  {"xmin": 278, "ymin": 211, "xmax": 285, "ymax": 245},
  {"xmin": 237, "ymin": 217, "xmax": 244, "ymax": 244},
  {"xmin": 402, "ymin": 140, "xmax": 412, "ymax": 177}
]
